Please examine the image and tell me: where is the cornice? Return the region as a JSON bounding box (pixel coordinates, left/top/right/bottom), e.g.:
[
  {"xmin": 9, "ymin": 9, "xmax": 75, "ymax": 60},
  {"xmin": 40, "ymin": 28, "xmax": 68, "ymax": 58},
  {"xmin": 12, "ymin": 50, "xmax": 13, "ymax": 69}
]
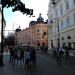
[{"xmin": 49, "ymin": 25, "xmax": 75, "ymax": 37}]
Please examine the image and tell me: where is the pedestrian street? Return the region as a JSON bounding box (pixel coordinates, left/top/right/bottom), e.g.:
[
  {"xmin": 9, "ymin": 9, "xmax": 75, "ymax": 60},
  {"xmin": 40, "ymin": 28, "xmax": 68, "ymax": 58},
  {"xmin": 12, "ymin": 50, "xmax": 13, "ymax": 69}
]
[{"xmin": 0, "ymin": 52, "xmax": 75, "ymax": 75}]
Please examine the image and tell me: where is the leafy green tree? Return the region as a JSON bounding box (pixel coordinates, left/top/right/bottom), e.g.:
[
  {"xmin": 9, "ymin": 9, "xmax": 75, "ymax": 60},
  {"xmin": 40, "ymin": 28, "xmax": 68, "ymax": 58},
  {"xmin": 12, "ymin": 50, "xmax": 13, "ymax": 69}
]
[
  {"xmin": 0, "ymin": 0, "xmax": 33, "ymax": 66},
  {"xmin": 4, "ymin": 33, "xmax": 15, "ymax": 46},
  {"xmin": 1, "ymin": 0, "xmax": 33, "ymax": 15}
]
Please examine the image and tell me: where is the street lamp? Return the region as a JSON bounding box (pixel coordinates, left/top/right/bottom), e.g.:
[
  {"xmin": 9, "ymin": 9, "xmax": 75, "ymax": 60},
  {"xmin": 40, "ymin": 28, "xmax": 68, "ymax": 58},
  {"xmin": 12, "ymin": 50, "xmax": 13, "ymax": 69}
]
[
  {"xmin": 57, "ymin": 19, "xmax": 60, "ymax": 49},
  {"xmin": 51, "ymin": 0, "xmax": 60, "ymax": 49},
  {"xmin": 50, "ymin": 17, "xmax": 60, "ymax": 48}
]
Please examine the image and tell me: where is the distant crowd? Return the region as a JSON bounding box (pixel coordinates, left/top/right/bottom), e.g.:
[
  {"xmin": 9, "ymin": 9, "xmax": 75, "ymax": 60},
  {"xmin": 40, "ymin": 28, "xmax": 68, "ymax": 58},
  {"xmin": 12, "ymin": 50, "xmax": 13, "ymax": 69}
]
[
  {"xmin": 51, "ymin": 46, "xmax": 75, "ymax": 65},
  {"xmin": 9, "ymin": 45, "xmax": 36, "ymax": 69},
  {"xmin": 4, "ymin": 44, "xmax": 75, "ymax": 68}
]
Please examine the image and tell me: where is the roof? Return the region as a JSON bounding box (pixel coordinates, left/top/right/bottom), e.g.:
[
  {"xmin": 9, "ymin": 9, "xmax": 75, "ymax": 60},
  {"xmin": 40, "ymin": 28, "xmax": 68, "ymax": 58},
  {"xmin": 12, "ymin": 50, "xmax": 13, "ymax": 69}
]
[
  {"xmin": 29, "ymin": 21, "xmax": 36, "ymax": 26},
  {"xmin": 37, "ymin": 13, "xmax": 44, "ymax": 23}
]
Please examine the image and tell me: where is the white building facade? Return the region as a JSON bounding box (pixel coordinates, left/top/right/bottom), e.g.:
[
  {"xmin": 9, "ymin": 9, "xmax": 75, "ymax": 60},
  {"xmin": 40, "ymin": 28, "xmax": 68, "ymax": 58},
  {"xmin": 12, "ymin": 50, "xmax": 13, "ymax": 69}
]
[{"xmin": 48, "ymin": 0, "xmax": 75, "ymax": 50}]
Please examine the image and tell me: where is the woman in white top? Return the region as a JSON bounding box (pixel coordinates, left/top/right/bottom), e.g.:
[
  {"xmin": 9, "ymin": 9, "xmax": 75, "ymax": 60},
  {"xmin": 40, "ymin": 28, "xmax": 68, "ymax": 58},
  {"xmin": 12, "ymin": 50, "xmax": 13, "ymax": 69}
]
[{"xmin": 24, "ymin": 49, "xmax": 30, "ymax": 69}]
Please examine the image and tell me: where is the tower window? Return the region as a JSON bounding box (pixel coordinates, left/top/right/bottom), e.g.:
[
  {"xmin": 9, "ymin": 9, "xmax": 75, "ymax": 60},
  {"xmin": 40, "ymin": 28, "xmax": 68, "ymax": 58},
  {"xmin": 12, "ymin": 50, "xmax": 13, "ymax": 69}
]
[{"xmin": 67, "ymin": 36, "xmax": 71, "ymax": 39}]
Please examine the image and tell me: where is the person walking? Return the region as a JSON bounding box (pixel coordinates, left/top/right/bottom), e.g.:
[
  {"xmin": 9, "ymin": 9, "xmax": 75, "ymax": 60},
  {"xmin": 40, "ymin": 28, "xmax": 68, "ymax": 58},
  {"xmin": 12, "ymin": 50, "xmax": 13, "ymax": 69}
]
[
  {"xmin": 64, "ymin": 46, "xmax": 70, "ymax": 63},
  {"xmin": 52, "ymin": 46, "xmax": 57, "ymax": 58},
  {"xmin": 12, "ymin": 46, "xmax": 18, "ymax": 66},
  {"xmin": 44, "ymin": 46, "xmax": 48, "ymax": 54},
  {"xmin": 30, "ymin": 47, "xmax": 36, "ymax": 64},
  {"xmin": 56, "ymin": 47, "xmax": 64, "ymax": 65},
  {"xmin": 9, "ymin": 46, "xmax": 14, "ymax": 63},
  {"xmin": 19, "ymin": 47, "xmax": 24, "ymax": 65},
  {"xmin": 24, "ymin": 47, "xmax": 30, "ymax": 69}
]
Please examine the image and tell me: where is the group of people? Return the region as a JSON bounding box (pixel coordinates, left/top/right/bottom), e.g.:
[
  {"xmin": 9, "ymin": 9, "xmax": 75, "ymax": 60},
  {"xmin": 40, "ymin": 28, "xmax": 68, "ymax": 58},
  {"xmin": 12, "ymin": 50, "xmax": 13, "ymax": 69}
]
[
  {"xmin": 9, "ymin": 45, "xmax": 36, "ymax": 69},
  {"xmin": 52, "ymin": 46, "xmax": 70, "ymax": 65},
  {"xmin": 40, "ymin": 46, "xmax": 48, "ymax": 54}
]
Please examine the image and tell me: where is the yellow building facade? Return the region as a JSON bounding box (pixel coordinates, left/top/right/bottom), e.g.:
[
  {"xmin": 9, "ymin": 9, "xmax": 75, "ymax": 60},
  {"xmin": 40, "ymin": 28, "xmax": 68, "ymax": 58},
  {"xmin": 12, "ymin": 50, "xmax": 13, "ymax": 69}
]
[{"xmin": 15, "ymin": 14, "xmax": 48, "ymax": 47}]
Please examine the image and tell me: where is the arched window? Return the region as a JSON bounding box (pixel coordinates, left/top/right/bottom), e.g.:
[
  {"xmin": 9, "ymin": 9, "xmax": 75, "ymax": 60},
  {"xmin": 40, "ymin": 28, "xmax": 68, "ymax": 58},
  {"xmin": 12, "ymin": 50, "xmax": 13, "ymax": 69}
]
[
  {"xmin": 67, "ymin": 35, "xmax": 71, "ymax": 39},
  {"xmin": 43, "ymin": 32, "xmax": 46, "ymax": 36},
  {"xmin": 50, "ymin": 20, "xmax": 53, "ymax": 23}
]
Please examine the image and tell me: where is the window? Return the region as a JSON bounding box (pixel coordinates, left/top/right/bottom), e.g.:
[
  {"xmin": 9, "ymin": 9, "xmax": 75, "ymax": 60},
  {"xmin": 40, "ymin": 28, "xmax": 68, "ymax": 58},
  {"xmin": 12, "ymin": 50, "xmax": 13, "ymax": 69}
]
[
  {"xmin": 62, "ymin": 37, "xmax": 64, "ymax": 40},
  {"xmin": 73, "ymin": 42, "xmax": 75, "ymax": 49},
  {"xmin": 74, "ymin": 13, "xmax": 75, "ymax": 24},
  {"xmin": 51, "ymin": 40, "xmax": 53, "ymax": 48},
  {"xmin": 55, "ymin": 8, "xmax": 58, "ymax": 18},
  {"xmin": 67, "ymin": 36, "xmax": 71, "ymax": 39},
  {"xmin": 37, "ymin": 29, "xmax": 39, "ymax": 32},
  {"xmin": 66, "ymin": 1, "xmax": 69, "ymax": 11},
  {"xmin": 60, "ymin": 20, "xmax": 64, "ymax": 29},
  {"xmin": 42, "ymin": 35, "xmax": 44, "ymax": 38},
  {"xmin": 55, "ymin": 25, "xmax": 58, "ymax": 32},
  {"xmin": 62, "ymin": 43, "xmax": 66, "ymax": 48},
  {"xmin": 60, "ymin": 4, "xmax": 63, "ymax": 16},
  {"xmin": 50, "ymin": 14, "xmax": 53, "ymax": 22},
  {"xmin": 66, "ymin": 16, "xmax": 70, "ymax": 26},
  {"xmin": 68, "ymin": 42, "xmax": 72, "ymax": 49},
  {"xmin": 43, "ymin": 32, "xmax": 46, "ymax": 36}
]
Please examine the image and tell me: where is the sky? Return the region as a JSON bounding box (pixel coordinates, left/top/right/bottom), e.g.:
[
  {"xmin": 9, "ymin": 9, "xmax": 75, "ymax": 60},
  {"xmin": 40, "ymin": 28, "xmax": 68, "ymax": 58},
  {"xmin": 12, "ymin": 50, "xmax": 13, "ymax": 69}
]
[{"xmin": 4, "ymin": 0, "xmax": 50, "ymax": 36}]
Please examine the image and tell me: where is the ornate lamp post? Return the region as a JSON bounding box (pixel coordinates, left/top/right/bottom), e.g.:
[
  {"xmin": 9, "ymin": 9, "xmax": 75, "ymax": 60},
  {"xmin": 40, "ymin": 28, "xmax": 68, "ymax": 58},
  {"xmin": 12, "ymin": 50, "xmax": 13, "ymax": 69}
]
[
  {"xmin": 57, "ymin": 19, "xmax": 60, "ymax": 49},
  {"xmin": 51, "ymin": 0, "xmax": 60, "ymax": 49}
]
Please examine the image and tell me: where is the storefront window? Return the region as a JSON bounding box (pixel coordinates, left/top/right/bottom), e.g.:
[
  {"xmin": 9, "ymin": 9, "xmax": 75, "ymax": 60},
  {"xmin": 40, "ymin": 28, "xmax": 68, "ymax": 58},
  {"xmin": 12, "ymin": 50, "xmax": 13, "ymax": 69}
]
[
  {"xmin": 68, "ymin": 42, "xmax": 72, "ymax": 50},
  {"xmin": 62, "ymin": 43, "xmax": 66, "ymax": 48},
  {"xmin": 73, "ymin": 42, "xmax": 75, "ymax": 49}
]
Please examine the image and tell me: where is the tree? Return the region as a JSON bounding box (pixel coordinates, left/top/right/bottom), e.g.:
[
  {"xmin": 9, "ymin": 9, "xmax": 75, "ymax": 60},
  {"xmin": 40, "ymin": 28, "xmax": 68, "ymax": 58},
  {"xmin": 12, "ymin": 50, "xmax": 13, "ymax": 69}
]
[
  {"xmin": 1, "ymin": 0, "xmax": 33, "ymax": 15},
  {"xmin": 0, "ymin": 0, "xmax": 33, "ymax": 66},
  {"xmin": 4, "ymin": 34, "xmax": 15, "ymax": 46}
]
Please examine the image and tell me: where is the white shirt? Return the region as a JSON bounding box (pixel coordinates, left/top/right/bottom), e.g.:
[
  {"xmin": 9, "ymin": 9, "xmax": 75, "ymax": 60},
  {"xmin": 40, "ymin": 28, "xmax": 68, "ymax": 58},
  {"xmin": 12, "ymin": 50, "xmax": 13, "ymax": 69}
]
[{"xmin": 24, "ymin": 51, "xmax": 30, "ymax": 60}]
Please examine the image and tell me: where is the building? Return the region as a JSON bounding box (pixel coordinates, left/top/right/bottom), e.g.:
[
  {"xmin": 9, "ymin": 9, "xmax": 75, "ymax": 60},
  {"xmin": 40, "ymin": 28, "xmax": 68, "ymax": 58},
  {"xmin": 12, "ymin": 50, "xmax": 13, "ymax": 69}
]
[
  {"xmin": 48, "ymin": 0, "xmax": 75, "ymax": 50},
  {"xmin": 15, "ymin": 14, "xmax": 48, "ymax": 47}
]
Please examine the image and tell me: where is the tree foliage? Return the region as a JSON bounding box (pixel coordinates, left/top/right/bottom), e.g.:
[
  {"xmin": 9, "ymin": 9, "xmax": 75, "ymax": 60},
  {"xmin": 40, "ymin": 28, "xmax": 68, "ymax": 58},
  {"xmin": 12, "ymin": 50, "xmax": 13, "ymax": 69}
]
[
  {"xmin": 4, "ymin": 33, "xmax": 15, "ymax": 46},
  {"xmin": 1, "ymin": 0, "xmax": 33, "ymax": 15}
]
